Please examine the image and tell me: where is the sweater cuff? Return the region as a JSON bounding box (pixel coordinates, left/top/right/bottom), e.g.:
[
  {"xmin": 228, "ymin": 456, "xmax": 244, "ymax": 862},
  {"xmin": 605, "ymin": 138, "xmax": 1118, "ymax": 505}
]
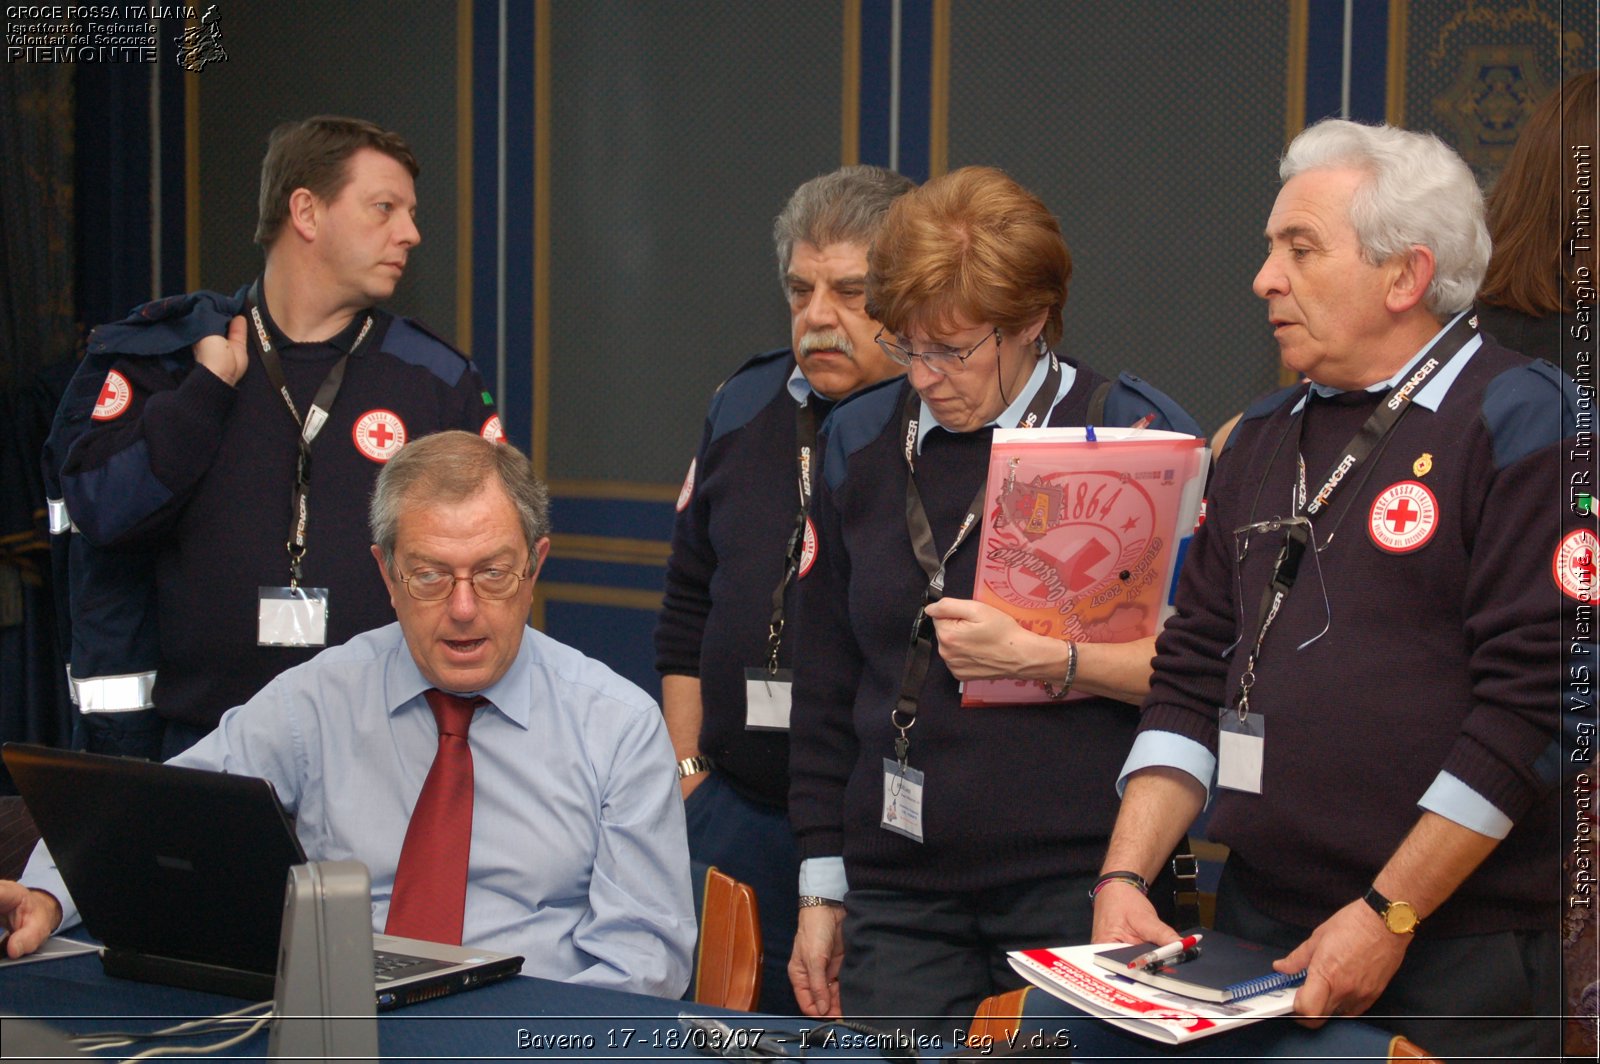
[
  {"xmin": 798, "ymin": 830, "xmax": 845, "ymax": 862},
  {"xmin": 1438, "ymin": 732, "xmax": 1559, "ymax": 824}
]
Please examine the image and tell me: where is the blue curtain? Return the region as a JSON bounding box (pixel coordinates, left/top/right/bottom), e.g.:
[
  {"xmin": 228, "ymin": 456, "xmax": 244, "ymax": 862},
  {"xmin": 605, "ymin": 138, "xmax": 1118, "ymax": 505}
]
[{"xmin": 0, "ymin": 64, "xmax": 77, "ymax": 790}]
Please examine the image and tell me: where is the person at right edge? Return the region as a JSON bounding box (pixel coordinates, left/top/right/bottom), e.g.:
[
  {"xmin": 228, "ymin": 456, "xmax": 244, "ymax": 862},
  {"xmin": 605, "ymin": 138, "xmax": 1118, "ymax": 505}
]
[
  {"xmin": 1092, "ymin": 119, "xmax": 1577, "ymax": 1059},
  {"xmin": 1476, "ymin": 68, "xmax": 1598, "ymax": 380},
  {"xmin": 786, "ymin": 166, "xmax": 1202, "ymax": 1041}
]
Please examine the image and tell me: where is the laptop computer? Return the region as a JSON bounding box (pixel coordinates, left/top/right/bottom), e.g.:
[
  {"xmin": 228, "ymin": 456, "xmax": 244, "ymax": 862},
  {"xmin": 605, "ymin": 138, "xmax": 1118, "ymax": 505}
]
[{"xmin": 2, "ymin": 743, "xmax": 525, "ymax": 1009}]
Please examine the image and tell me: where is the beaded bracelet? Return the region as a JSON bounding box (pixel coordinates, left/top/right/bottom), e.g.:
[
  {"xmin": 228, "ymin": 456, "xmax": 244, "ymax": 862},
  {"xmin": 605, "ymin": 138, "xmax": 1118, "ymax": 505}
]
[{"xmin": 1087, "ymin": 869, "xmax": 1149, "ymax": 902}]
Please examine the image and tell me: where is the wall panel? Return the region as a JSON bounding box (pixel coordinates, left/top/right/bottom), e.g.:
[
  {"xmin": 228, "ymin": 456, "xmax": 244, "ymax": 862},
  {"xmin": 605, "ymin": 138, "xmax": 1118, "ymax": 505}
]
[{"xmin": 946, "ymin": 1, "xmax": 1290, "ymax": 435}]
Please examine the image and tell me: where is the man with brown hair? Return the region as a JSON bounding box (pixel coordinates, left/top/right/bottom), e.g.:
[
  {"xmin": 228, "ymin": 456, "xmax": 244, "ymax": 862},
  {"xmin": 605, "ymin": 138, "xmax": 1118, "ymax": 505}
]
[{"xmin": 51, "ymin": 116, "xmax": 501, "ymax": 760}]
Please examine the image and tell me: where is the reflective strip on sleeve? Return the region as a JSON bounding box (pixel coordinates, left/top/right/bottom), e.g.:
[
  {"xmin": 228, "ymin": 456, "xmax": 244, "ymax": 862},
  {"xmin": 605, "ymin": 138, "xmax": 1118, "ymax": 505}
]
[
  {"xmin": 47, "ymin": 497, "xmax": 75, "ymax": 535},
  {"xmin": 72, "ymin": 670, "xmax": 158, "ymax": 712}
]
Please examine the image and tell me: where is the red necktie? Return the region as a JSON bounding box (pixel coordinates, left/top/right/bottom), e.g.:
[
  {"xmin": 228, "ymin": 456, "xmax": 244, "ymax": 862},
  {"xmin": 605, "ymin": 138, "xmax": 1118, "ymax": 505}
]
[{"xmin": 385, "ymin": 689, "xmax": 484, "ymax": 944}]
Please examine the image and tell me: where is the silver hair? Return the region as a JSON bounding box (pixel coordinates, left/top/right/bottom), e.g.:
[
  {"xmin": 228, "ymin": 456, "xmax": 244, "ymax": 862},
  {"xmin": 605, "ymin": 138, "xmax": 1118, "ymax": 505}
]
[
  {"xmin": 1280, "ymin": 119, "xmax": 1490, "ymax": 317},
  {"xmin": 773, "ymin": 165, "xmax": 916, "ymax": 289},
  {"xmin": 369, "ymin": 431, "xmax": 551, "ymax": 570}
]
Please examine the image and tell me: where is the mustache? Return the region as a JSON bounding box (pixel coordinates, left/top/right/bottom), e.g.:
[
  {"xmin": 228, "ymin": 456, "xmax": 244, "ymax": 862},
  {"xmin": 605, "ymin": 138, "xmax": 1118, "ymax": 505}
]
[{"xmin": 798, "ymin": 330, "xmax": 854, "ymax": 358}]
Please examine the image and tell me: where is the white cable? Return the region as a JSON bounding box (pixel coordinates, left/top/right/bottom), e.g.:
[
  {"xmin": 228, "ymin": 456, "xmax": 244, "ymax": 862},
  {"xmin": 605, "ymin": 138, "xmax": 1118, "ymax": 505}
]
[
  {"xmin": 72, "ymin": 1002, "xmax": 274, "ymax": 1054},
  {"xmin": 118, "ymin": 1012, "xmax": 275, "ymax": 1061}
]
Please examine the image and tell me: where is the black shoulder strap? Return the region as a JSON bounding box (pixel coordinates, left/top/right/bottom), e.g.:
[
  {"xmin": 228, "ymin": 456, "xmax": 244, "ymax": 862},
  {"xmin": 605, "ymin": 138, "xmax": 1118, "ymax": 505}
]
[{"xmin": 1086, "ymin": 380, "xmax": 1113, "ymax": 427}]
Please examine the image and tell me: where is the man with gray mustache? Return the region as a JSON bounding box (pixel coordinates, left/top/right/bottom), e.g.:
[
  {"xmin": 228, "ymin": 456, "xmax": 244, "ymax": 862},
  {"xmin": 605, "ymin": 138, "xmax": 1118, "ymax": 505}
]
[{"xmin": 655, "ymin": 166, "xmax": 912, "ymax": 1015}]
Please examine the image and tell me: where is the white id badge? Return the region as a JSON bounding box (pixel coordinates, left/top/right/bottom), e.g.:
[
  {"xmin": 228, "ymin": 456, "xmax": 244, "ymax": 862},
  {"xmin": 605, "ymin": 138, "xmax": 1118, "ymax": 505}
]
[
  {"xmin": 880, "ymin": 758, "xmax": 925, "ymax": 842},
  {"xmin": 1217, "ymin": 709, "xmax": 1265, "ymax": 794},
  {"xmin": 258, "ymin": 587, "xmax": 329, "ymax": 647},
  {"xmin": 743, "ymin": 668, "xmax": 794, "ymax": 731}
]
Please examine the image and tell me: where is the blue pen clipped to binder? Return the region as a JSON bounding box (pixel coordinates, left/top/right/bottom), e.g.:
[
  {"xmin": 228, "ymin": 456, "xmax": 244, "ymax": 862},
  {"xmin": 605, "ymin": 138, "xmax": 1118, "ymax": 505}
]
[{"xmin": 1092, "ymin": 929, "xmax": 1308, "ymax": 1004}]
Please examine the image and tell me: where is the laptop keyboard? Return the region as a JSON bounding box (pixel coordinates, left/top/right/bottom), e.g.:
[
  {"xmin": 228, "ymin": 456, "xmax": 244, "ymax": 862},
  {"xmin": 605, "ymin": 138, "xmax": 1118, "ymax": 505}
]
[{"xmin": 373, "ymin": 950, "xmax": 451, "ymax": 982}]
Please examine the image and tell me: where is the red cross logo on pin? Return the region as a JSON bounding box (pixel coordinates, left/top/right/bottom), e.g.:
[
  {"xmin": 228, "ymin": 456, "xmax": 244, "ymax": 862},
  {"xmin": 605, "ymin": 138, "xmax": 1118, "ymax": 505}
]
[
  {"xmin": 1368, "ymin": 481, "xmax": 1438, "ymax": 554},
  {"xmin": 91, "ymin": 370, "xmax": 132, "ymax": 421},
  {"xmin": 352, "ymin": 409, "xmax": 407, "ymax": 463},
  {"xmin": 1555, "ymin": 530, "xmax": 1600, "ymax": 603},
  {"xmin": 1384, "ymin": 497, "xmax": 1419, "ymax": 533}
]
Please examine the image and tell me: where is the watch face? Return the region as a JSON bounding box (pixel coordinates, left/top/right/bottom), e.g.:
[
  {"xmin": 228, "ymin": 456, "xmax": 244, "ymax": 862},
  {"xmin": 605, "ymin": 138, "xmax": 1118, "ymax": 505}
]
[{"xmin": 1384, "ymin": 901, "xmax": 1419, "ymax": 934}]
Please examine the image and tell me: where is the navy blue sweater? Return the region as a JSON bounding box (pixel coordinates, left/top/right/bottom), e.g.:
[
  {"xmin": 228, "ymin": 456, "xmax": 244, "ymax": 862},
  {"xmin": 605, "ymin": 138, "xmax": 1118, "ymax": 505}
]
[
  {"xmin": 789, "ymin": 362, "xmax": 1200, "ymax": 892},
  {"xmin": 1141, "ymin": 335, "xmax": 1577, "ymax": 935},
  {"xmin": 655, "ymin": 350, "xmax": 824, "ymax": 807},
  {"xmin": 60, "ymin": 290, "xmax": 498, "ymax": 727}
]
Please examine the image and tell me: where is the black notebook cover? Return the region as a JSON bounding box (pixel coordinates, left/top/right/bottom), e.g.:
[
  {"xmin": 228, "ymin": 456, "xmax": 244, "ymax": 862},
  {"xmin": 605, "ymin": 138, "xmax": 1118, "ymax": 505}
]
[{"xmin": 1092, "ymin": 929, "xmax": 1307, "ymax": 1003}]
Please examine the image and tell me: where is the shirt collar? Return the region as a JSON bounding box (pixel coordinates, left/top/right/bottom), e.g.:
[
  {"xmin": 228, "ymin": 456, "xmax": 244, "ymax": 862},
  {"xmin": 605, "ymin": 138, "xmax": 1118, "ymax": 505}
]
[
  {"xmin": 1292, "ymin": 311, "xmax": 1480, "ymax": 414},
  {"xmin": 382, "ymin": 621, "xmax": 533, "ymax": 730},
  {"xmin": 915, "ymin": 352, "xmax": 1077, "ymax": 453},
  {"xmin": 786, "ymin": 363, "xmax": 816, "ymax": 406}
]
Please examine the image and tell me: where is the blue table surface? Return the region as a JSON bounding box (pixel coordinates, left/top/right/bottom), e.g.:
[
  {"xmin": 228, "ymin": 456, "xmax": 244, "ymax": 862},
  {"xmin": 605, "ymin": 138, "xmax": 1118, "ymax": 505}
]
[
  {"xmin": 3, "ymin": 950, "xmax": 1418, "ymax": 1061},
  {"xmin": 3, "ymin": 951, "xmax": 825, "ymax": 1061}
]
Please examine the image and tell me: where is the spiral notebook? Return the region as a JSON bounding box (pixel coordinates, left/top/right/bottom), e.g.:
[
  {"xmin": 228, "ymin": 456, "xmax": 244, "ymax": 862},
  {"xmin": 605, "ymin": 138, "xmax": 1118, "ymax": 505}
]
[{"xmin": 1092, "ymin": 929, "xmax": 1306, "ymax": 1003}]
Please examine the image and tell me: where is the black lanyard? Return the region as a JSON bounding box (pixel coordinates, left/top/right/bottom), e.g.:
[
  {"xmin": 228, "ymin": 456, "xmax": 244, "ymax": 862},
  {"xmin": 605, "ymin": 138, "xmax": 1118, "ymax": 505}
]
[
  {"xmin": 764, "ymin": 398, "xmax": 825, "ymax": 673},
  {"xmin": 891, "ymin": 355, "xmax": 1063, "ymax": 760},
  {"xmin": 246, "ymin": 281, "xmax": 373, "ymax": 586},
  {"xmin": 1233, "ymin": 313, "xmax": 1477, "ymax": 720}
]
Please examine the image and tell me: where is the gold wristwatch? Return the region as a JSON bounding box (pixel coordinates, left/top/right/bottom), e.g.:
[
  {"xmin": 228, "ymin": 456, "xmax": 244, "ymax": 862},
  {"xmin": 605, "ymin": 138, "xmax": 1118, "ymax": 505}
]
[{"xmin": 1362, "ymin": 886, "xmax": 1420, "ymax": 934}]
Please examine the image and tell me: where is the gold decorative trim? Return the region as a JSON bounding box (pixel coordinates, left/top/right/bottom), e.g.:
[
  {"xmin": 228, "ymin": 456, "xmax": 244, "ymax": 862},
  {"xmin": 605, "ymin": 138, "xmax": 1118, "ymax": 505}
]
[
  {"xmin": 1281, "ymin": 0, "xmax": 1309, "ymax": 388},
  {"xmin": 534, "ymin": 0, "xmax": 552, "ymax": 478},
  {"xmin": 185, "ymin": 56, "xmax": 200, "ymax": 291},
  {"xmin": 456, "ymin": 0, "xmax": 474, "ymax": 355},
  {"xmin": 842, "ymin": 0, "xmax": 860, "ymax": 164},
  {"xmin": 549, "ymin": 533, "xmax": 671, "ymax": 566},
  {"xmin": 548, "ymin": 479, "xmax": 681, "ymax": 503},
  {"xmin": 1286, "ymin": 0, "xmax": 1308, "ymax": 144},
  {"xmin": 536, "ymin": 582, "xmax": 664, "ymax": 612},
  {"xmin": 1386, "ymin": 0, "xmax": 1409, "ymax": 127},
  {"xmin": 929, "ymin": 0, "xmax": 950, "ymax": 178}
]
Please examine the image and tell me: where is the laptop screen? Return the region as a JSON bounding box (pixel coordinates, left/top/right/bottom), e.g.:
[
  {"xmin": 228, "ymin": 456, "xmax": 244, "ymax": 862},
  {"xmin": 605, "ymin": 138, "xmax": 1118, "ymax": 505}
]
[{"xmin": 4, "ymin": 743, "xmax": 305, "ymax": 977}]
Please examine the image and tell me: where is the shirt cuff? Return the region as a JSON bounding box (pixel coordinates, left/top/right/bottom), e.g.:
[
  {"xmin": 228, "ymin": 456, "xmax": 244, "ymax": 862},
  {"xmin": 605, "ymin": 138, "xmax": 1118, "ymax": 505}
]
[
  {"xmin": 1418, "ymin": 771, "xmax": 1514, "ymax": 840},
  {"xmin": 798, "ymin": 857, "xmax": 848, "ymax": 901},
  {"xmin": 1117, "ymin": 730, "xmax": 1216, "ymax": 801},
  {"xmin": 19, "ymin": 839, "xmax": 80, "ymax": 932}
]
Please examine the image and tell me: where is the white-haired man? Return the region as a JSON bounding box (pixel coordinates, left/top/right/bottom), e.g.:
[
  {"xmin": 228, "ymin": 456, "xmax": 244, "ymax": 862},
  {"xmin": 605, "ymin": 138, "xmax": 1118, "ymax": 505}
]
[{"xmin": 1091, "ymin": 119, "xmax": 1578, "ymax": 1057}]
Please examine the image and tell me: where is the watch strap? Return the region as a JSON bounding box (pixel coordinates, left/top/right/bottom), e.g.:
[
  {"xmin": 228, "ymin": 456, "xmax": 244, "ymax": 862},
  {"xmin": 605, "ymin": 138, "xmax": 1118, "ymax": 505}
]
[
  {"xmin": 675, "ymin": 755, "xmax": 714, "ymax": 781},
  {"xmin": 1362, "ymin": 886, "xmax": 1420, "ymax": 934},
  {"xmin": 798, "ymin": 895, "xmax": 843, "ymax": 909}
]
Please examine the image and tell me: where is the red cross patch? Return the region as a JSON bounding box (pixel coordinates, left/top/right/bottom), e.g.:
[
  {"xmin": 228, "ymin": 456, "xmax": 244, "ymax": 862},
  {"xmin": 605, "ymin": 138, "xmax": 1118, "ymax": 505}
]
[
  {"xmin": 1554, "ymin": 529, "xmax": 1600, "ymax": 603},
  {"xmin": 479, "ymin": 414, "xmax": 505, "ymax": 444},
  {"xmin": 1367, "ymin": 481, "xmax": 1437, "ymax": 553},
  {"xmin": 352, "ymin": 409, "xmax": 407, "ymax": 463},
  {"xmin": 91, "ymin": 370, "xmax": 132, "ymax": 421},
  {"xmin": 798, "ymin": 516, "xmax": 818, "ymax": 579},
  {"xmin": 675, "ymin": 458, "xmax": 696, "ymax": 513}
]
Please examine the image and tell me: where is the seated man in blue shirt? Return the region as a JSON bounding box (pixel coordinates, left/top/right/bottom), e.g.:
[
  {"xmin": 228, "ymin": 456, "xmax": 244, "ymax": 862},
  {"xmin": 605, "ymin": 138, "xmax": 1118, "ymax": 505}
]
[{"xmin": 2, "ymin": 431, "xmax": 696, "ymax": 999}]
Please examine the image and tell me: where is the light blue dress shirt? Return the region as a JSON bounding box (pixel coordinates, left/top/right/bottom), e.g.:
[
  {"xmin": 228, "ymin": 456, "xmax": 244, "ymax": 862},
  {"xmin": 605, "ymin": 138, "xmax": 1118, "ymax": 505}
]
[{"xmin": 23, "ymin": 622, "xmax": 696, "ymax": 998}]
